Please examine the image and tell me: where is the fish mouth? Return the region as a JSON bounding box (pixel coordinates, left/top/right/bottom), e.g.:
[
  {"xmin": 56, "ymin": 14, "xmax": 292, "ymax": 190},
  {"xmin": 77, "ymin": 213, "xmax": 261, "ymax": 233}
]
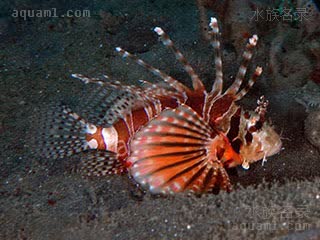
[{"xmin": 266, "ymin": 139, "xmax": 283, "ymax": 157}]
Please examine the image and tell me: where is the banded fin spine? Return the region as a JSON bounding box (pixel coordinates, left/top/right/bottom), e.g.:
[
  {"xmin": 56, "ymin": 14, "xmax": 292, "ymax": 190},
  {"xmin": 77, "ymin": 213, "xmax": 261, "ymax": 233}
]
[
  {"xmin": 72, "ymin": 74, "xmax": 185, "ymax": 110},
  {"xmin": 225, "ymin": 34, "xmax": 259, "ymax": 95},
  {"xmin": 115, "ymin": 47, "xmax": 191, "ymax": 94},
  {"xmin": 72, "ymin": 74, "xmax": 147, "ymax": 99},
  {"xmin": 209, "ymin": 17, "xmax": 223, "ymax": 96},
  {"xmin": 154, "ymin": 27, "xmax": 204, "ymax": 91},
  {"xmin": 235, "ymin": 66, "xmax": 262, "ymax": 100},
  {"xmin": 128, "ymin": 104, "xmax": 232, "ymax": 194}
]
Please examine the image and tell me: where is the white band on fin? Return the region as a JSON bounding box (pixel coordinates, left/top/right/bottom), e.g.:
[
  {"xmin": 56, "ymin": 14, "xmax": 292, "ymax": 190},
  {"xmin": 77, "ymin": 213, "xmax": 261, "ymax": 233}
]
[{"xmin": 242, "ymin": 160, "xmax": 250, "ymax": 170}]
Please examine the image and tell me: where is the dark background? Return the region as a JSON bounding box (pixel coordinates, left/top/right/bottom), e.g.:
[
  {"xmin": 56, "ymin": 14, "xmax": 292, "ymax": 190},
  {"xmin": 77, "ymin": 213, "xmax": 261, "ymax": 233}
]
[{"xmin": 1, "ymin": 0, "xmax": 319, "ymax": 239}]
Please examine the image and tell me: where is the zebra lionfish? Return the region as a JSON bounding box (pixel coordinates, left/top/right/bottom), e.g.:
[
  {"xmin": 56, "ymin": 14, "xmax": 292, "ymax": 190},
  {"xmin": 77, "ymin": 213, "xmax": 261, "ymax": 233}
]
[{"xmin": 38, "ymin": 18, "xmax": 282, "ymax": 194}]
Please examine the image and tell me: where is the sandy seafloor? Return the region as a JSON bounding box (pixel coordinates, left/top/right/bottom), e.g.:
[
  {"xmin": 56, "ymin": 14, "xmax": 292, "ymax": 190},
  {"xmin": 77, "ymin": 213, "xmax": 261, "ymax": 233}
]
[{"xmin": 1, "ymin": 0, "xmax": 320, "ymax": 239}]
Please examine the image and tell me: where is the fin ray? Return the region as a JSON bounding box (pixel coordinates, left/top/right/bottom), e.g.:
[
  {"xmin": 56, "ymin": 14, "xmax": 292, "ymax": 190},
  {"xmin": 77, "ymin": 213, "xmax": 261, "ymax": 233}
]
[
  {"xmin": 128, "ymin": 104, "xmax": 230, "ymax": 194},
  {"xmin": 32, "ymin": 104, "xmax": 89, "ymax": 160},
  {"xmin": 81, "ymin": 151, "xmax": 124, "ymax": 176}
]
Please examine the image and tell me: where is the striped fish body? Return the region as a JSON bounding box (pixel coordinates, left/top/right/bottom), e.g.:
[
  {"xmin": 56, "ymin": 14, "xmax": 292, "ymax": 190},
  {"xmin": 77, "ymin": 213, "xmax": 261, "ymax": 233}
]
[
  {"xmin": 84, "ymin": 97, "xmax": 178, "ymax": 162},
  {"xmin": 37, "ymin": 17, "xmax": 282, "ymax": 194},
  {"xmin": 83, "ymin": 91, "xmax": 240, "ymax": 167}
]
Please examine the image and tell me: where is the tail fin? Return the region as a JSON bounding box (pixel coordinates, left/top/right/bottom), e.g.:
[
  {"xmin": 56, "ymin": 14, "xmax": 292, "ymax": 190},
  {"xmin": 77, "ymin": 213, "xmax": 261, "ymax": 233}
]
[
  {"xmin": 33, "ymin": 104, "xmax": 89, "ymax": 160},
  {"xmin": 32, "ymin": 103, "xmax": 126, "ymax": 176}
]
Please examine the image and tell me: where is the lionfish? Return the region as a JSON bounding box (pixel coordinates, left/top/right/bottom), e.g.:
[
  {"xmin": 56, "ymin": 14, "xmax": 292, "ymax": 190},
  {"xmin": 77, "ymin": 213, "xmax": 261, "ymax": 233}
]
[{"xmin": 38, "ymin": 18, "xmax": 282, "ymax": 194}]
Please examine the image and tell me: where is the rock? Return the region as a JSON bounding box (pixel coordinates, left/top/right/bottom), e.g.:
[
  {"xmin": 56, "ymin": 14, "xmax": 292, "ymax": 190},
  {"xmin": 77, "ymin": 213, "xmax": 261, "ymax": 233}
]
[{"xmin": 305, "ymin": 110, "xmax": 320, "ymax": 150}]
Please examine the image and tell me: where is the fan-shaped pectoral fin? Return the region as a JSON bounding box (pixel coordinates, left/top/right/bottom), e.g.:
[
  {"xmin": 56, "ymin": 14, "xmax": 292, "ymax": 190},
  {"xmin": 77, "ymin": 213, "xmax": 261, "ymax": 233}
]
[{"xmin": 128, "ymin": 104, "xmax": 233, "ymax": 194}]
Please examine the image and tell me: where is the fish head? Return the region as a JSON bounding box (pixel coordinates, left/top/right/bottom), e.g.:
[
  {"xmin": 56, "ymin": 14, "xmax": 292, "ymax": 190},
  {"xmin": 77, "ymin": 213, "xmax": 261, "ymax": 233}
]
[
  {"xmin": 238, "ymin": 108, "xmax": 282, "ymax": 169},
  {"xmin": 240, "ymin": 124, "xmax": 282, "ymax": 167}
]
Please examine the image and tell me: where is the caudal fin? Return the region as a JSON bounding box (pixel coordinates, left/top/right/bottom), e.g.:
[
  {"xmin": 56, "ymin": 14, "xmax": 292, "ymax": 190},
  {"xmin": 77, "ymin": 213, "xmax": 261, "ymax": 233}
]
[
  {"xmin": 33, "ymin": 104, "xmax": 89, "ymax": 160},
  {"xmin": 32, "ymin": 104, "xmax": 127, "ymax": 176}
]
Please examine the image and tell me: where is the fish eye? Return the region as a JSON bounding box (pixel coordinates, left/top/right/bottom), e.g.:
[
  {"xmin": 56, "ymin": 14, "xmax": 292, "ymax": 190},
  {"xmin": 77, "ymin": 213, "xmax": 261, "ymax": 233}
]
[
  {"xmin": 248, "ymin": 125, "xmax": 257, "ymax": 133},
  {"xmin": 248, "ymin": 120, "xmax": 263, "ymax": 133},
  {"xmin": 244, "ymin": 111, "xmax": 250, "ymax": 119}
]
